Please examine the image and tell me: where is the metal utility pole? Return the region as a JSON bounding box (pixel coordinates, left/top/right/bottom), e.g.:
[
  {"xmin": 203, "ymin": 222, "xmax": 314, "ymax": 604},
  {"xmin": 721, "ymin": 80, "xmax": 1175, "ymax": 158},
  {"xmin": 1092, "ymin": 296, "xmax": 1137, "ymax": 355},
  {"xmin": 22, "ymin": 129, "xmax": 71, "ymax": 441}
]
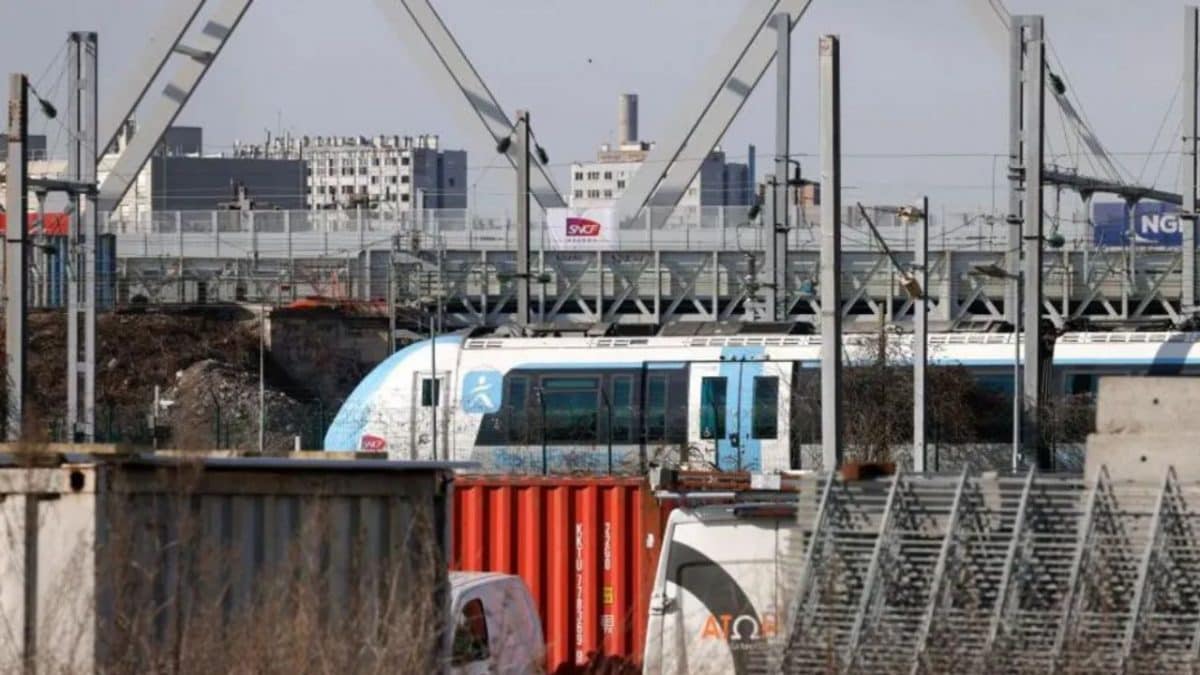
[
  {"xmin": 1005, "ymin": 15, "xmax": 1023, "ymax": 328},
  {"xmin": 912, "ymin": 196, "xmax": 929, "ymax": 472},
  {"xmin": 1016, "ymin": 16, "xmax": 1047, "ymax": 468},
  {"xmin": 764, "ymin": 12, "xmax": 791, "ymax": 322},
  {"xmin": 66, "ymin": 32, "xmax": 98, "ymax": 442},
  {"xmin": 6, "ymin": 74, "xmax": 28, "ymax": 441},
  {"xmin": 1183, "ymin": 6, "xmax": 1198, "ymax": 313},
  {"xmin": 819, "ymin": 35, "xmax": 843, "ymax": 470},
  {"xmin": 514, "ymin": 110, "xmax": 531, "ymax": 333}
]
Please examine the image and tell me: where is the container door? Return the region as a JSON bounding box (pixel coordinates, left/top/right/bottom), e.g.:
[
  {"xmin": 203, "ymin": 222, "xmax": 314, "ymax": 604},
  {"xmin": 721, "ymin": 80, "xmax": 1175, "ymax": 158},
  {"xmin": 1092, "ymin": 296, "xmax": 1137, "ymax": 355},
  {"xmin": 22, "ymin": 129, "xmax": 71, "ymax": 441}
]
[{"xmin": 410, "ymin": 369, "xmax": 450, "ymax": 460}]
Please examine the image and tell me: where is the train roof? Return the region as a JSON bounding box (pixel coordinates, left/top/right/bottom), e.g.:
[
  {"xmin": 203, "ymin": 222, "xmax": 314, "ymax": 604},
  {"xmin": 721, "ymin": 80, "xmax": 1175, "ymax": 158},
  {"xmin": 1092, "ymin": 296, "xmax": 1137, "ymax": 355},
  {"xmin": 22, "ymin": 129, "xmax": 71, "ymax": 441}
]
[{"xmin": 460, "ymin": 331, "xmax": 1200, "ymax": 351}]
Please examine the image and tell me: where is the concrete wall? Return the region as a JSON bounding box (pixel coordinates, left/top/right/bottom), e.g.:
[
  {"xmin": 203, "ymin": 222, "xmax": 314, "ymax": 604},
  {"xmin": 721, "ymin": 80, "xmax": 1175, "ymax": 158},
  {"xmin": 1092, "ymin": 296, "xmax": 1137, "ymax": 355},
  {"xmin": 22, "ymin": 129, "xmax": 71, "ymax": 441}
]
[{"xmin": 1086, "ymin": 376, "xmax": 1200, "ymax": 484}]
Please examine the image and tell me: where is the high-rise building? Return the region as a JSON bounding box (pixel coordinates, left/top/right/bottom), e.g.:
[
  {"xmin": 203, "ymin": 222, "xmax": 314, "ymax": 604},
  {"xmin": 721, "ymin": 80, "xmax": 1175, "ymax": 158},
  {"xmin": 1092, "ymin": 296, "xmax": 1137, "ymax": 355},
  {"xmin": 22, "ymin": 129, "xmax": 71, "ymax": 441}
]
[{"xmin": 568, "ymin": 94, "xmax": 753, "ymax": 211}]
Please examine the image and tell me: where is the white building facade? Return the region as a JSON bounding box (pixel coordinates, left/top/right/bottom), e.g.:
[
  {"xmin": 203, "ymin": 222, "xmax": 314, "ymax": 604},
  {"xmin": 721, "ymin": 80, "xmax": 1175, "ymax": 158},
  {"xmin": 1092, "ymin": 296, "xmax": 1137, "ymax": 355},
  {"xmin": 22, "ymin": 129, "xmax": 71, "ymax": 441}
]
[
  {"xmin": 290, "ymin": 134, "xmax": 466, "ymax": 212},
  {"xmin": 568, "ymin": 94, "xmax": 753, "ymax": 213}
]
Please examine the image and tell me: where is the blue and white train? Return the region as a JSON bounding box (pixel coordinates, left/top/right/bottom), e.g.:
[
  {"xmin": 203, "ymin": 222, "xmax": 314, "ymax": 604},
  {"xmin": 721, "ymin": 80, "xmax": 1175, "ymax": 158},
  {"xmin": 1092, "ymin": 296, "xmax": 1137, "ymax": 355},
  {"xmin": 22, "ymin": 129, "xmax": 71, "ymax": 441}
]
[{"xmin": 323, "ymin": 331, "xmax": 1200, "ymax": 472}]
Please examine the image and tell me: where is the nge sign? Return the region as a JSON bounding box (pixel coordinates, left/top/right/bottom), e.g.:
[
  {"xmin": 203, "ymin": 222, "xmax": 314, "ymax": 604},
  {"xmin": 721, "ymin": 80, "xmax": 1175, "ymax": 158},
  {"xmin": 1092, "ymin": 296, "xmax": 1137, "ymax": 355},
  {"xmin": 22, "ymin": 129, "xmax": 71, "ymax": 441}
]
[{"xmin": 1092, "ymin": 201, "xmax": 1181, "ymax": 247}]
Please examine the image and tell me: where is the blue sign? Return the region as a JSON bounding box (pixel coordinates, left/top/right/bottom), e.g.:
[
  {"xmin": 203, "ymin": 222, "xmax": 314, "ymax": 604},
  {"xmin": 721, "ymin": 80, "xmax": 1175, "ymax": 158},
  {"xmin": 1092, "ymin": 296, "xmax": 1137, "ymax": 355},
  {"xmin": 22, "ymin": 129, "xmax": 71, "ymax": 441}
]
[
  {"xmin": 461, "ymin": 369, "xmax": 503, "ymax": 414},
  {"xmin": 1093, "ymin": 201, "xmax": 1180, "ymax": 247}
]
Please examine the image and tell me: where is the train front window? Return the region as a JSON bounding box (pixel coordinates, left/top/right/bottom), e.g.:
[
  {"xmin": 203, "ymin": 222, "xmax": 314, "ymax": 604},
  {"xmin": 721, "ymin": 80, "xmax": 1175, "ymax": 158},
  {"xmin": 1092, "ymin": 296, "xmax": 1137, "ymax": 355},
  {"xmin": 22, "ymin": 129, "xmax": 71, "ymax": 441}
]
[
  {"xmin": 700, "ymin": 377, "xmax": 727, "ymax": 440},
  {"xmin": 540, "ymin": 377, "xmax": 599, "ymax": 442}
]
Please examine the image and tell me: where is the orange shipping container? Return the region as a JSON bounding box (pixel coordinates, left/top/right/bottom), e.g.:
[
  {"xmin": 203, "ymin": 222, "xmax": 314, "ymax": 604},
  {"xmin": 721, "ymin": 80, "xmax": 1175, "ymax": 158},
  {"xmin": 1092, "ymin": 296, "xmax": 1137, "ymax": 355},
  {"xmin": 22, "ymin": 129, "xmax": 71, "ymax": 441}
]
[{"xmin": 451, "ymin": 476, "xmax": 675, "ymax": 674}]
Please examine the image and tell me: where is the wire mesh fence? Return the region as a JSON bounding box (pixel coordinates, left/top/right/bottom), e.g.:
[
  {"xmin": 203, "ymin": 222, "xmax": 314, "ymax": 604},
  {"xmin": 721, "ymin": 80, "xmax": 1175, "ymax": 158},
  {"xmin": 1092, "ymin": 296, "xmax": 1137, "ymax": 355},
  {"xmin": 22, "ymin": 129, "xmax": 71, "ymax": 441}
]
[{"xmin": 772, "ymin": 468, "xmax": 1200, "ymax": 674}]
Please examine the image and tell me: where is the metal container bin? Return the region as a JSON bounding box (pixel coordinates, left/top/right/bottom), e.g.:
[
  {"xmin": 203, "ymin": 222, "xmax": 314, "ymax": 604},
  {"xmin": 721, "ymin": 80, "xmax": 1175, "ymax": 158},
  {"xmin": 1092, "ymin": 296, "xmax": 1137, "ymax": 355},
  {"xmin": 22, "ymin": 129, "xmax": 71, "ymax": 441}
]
[
  {"xmin": 1, "ymin": 453, "xmax": 461, "ymax": 673},
  {"xmin": 451, "ymin": 475, "xmax": 677, "ymax": 673}
]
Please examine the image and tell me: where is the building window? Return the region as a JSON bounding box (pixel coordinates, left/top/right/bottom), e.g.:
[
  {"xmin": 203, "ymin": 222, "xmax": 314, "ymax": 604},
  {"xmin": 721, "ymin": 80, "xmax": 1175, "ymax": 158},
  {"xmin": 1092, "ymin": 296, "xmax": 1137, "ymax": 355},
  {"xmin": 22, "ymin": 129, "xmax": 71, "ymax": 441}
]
[
  {"xmin": 372, "ymin": 158, "xmax": 380, "ymax": 167},
  {"xmin": 587, "ymin": 190, "xmax": 600, "ymax": 199},
  {"xmin": 401, "ymin": 175, "xmax": 410, "ymax": 184},
  {"xmin": 700, "ymin": 377, "xmax": 727, "ymax": 440},
  {"xmin": 359, "ymin": 186, "xmax": 368, "ymax": 194},
  {"xmin": 401, "ymin": 157, "xmax": 410, "ymax": 166},
  {"xmin": 448, "ymin": 177, "xmax": 456, "ymax": 187},
  {"xmin": 505, "ymin": 376, "xmax": 530, "ymax": 443},
  {"xmin": 603, "ymin": 171, "xmax": 612, "ymax": 180},
  {"xmin": 370, "ymin": 176, "xmax": 379, "ymax": 185},
  {"xmin": 587, "ymin": 171, "xmax": 600, "ymax": 180},
  {"xmin": 385, "ymin": 157, "xmax": 397, "ymax": 166},
  {"xmin": 342, "ymin": 186, "xmax": 354, "ymax": 195},
  {"xmin": 401, "ymin": 194, "xmax": 410, "ymax": 202},
  {"xmin": 359, "ymin": 166, "xmax": 367, "ymax": 175},
  {"xmin": 603, "ymin": 190, "xmax": 612, "ymax": 198},
  {"xmin": 574, "ymin": 171, "xmax": 583, "ymax": 180},
  {"xmin": 388, "ymin": 176, "xmax": 398, "ymax": 184},
  {"xmin": 574, "ymin": 190, "xmax": 583, "ymax": 198},
  {"xmin": 616, "ymin": 180, "xmax": 625, "ymax": 189}
]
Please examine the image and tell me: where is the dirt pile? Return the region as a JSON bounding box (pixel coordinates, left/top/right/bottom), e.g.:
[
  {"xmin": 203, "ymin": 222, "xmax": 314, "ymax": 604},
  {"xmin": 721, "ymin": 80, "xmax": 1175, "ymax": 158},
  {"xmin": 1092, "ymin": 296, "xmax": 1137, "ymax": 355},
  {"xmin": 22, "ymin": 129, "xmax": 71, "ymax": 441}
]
[
  {"xmin": 0, "ymin": 307, "xmax": 306, "ymax": 443},
  {"xmin": 162, "ymin": 359, "xmax": 308, "ymax": 453}
]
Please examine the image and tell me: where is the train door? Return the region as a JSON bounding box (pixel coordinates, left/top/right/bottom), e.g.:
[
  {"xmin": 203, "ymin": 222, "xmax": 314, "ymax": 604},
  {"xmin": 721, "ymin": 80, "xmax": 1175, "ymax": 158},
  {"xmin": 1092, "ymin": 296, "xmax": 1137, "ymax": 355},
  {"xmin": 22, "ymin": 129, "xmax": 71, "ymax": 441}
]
[
  {"xmin": 411, "ymin": 369, "xmax": 451, "ymax": 460},
  {"xmin": 687, "ymin": 360, "xmax": 790, "ymax": 472}
]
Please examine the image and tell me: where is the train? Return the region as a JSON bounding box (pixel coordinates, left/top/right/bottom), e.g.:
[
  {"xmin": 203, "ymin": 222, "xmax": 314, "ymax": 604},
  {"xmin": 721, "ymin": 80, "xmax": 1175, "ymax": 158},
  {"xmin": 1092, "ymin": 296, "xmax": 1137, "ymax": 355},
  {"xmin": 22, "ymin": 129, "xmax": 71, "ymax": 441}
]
[{"xmin": 323, "ymin": 331, "xmax": 1200, "ymax": 472}]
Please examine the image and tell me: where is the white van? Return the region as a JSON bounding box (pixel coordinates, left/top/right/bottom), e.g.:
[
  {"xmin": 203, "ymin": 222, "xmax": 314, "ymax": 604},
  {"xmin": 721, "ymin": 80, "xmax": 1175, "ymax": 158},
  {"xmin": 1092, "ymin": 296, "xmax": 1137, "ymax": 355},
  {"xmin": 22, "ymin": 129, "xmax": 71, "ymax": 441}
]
[
  {"xmin": 447, "ymin": 572, "xmax": 545, "ymax": 674},
  {"xmin": 642, "ymin": 502, "xmax": 805, "ymax": 675}
]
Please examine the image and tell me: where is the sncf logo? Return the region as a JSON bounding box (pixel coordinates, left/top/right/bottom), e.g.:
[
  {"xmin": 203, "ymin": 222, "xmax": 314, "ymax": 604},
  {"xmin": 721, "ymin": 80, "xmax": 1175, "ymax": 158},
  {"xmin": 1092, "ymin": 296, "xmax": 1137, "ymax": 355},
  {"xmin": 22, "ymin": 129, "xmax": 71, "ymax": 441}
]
[
  {"xmin": 566, "ymin": 217, "xmax": 602, "ymax": 237},
  {"xmin": 360, "ymin": 434, "xmax": 387, "ymax": 451}
]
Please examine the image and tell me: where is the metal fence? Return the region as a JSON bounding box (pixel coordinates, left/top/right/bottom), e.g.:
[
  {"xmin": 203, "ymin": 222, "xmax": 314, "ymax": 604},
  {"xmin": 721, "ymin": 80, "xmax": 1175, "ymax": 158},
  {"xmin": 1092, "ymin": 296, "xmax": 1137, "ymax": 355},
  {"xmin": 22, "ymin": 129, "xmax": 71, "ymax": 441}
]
[
  {"xmin": 775, "ymin": 467, "xmax": 1200, "ymax": 674},
  {"xmin": 101, "ymin": 205, "xmax": 1079, "ymax": 255}
]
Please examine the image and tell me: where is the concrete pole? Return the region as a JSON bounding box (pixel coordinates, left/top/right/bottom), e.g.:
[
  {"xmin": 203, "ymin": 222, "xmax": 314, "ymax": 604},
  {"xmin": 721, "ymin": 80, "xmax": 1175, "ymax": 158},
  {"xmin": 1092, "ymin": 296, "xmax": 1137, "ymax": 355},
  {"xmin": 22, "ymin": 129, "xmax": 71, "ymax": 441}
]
[
  {"xmin": 67, "ymin": 35, "xmax": 80, "ymax": 439},
  {"xmin": 1183, "ymin": 6, "xmax": 1198, "ymax": 313},
  {"xmin": 1006, "ymin": 15, "xmax": 1024, "ymax": 330},
  {"xmin": 6, "ymin": 74, "xmax": 28, "ymax": 441},
  {"xmin": 1020, "ymin": 16, "xmax": 1047, "ymax": 469},
  {"xmin": 913, "ymin": 196, "xmax": 929, "ymax": 472},
  {"xmin": 82, "ymin": 33, "xmax": 98, "ymax": 441},
  {"xmin": 819, "ymin": 35, "xmax": 843, "ymax": 470},
  {"xmin": 515, "ymin": 110, "xmax": 531, "ymax": 332},
  {"xmin": 765, "ymin": 12, "xmax": 791, "ymax": 322}
]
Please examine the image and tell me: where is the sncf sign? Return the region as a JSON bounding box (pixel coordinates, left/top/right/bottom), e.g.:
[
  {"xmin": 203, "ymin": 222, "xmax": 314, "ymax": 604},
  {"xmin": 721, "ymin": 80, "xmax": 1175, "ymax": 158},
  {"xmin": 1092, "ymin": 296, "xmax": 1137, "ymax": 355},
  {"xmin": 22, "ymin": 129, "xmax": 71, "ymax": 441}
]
[
  {"xmin": 547, "ymin": 208, "xmax": 616, "ymax": 250},
  {"xmin": 565, "ymin": 217, "xmax": 602, "ymax": 237}
]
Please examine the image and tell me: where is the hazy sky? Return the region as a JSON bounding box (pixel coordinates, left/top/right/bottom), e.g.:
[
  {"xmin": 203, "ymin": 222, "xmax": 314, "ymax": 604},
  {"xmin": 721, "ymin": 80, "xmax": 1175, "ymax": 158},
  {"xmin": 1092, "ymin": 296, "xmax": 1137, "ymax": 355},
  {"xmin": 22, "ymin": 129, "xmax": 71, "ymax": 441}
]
[{"xmin": 0, "ymin": 0, "xmax": 1190, "ymax": 216}]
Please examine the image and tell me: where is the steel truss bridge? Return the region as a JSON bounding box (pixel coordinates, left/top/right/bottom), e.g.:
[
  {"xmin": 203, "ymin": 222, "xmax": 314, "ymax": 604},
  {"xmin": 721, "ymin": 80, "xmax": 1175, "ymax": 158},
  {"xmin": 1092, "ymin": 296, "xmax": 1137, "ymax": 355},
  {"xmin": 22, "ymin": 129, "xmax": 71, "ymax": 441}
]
[{"xmin": 98, "ymin": 205, "xmax": 1196, "ymax": 332}]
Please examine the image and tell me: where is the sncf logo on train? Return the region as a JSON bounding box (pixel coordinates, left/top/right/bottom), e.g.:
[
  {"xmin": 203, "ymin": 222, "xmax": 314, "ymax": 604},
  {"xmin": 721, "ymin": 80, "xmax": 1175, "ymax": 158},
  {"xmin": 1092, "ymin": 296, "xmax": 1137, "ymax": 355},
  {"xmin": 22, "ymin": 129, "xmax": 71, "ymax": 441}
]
[
  {"xmin": 360, "ymin": 434, "xmax": 387, "ymax": 451},
  {"xmin": 565, "ymin": 217, "xmax": 602, "ymax": 237}
]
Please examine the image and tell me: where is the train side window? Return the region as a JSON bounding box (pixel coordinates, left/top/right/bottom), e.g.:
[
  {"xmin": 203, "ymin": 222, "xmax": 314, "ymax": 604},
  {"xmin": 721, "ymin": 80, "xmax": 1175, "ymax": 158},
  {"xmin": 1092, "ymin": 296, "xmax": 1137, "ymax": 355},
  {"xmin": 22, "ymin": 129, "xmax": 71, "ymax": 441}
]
[
  {"xmin": 700, "ymin": 377, "xmax": 727, "ymax": 440},
  {"xmin": 1068, "ymin": 373, "xmax": 1097, "ymax": 396},
  {"xmin": 752, "ymin": 376, "xmax": 779, "ymax": 439},
  {"xmin": 611, "ymin": 376, "xmax": 634, "ymax": 442},
  {"xmin": 645, "ymin": 375, "xmax": 668, "ymax": 441},
  {"xmin": 541, "ymin": 377, "xmax": 599, "ymax": 442},
  {"xmin": 420, "ymin": 378, "xmax": 440, "ymax": 407},
  {"xmin": 506, "ymin": 376, "xmax": 529, "ymax": 443}
]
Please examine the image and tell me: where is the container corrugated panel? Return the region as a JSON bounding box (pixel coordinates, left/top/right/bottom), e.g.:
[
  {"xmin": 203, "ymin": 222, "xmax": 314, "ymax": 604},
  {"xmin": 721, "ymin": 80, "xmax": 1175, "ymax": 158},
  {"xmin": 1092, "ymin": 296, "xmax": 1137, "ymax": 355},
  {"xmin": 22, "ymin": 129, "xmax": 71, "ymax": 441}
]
[
  {"xmin": 0, "ymin": 455, "xmax": 454, "ymax": 673},
  {"xmin": 452, "ymin": 476, "xmax": 676, "ymax": 674}
]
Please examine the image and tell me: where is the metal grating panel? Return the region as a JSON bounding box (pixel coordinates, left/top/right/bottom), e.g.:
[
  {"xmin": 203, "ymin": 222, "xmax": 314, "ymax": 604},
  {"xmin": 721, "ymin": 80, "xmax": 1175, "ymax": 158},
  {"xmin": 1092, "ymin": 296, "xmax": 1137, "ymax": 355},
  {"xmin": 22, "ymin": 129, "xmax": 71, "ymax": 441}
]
[{"xmin": 777, "ymin": 467, "xmax": 1200, "ymax": 674}]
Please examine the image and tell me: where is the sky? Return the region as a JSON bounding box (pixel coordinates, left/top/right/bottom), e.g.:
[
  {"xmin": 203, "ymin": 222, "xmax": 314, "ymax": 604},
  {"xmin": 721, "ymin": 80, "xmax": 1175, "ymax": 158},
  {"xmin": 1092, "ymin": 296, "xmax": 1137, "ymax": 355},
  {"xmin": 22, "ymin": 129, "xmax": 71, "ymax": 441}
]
[{"xmin": 0, "ymin": 0, "xmax": 1190, "ymax": 217}]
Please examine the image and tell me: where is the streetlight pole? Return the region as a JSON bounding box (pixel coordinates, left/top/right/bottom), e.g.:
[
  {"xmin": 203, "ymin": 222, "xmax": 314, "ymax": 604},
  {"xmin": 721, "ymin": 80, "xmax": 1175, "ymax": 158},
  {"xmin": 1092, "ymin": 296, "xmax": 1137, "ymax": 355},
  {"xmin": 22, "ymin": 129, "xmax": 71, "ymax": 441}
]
[{"xmin": 972, "ymin": 263, "xmax": 1023, "ymax": 471}]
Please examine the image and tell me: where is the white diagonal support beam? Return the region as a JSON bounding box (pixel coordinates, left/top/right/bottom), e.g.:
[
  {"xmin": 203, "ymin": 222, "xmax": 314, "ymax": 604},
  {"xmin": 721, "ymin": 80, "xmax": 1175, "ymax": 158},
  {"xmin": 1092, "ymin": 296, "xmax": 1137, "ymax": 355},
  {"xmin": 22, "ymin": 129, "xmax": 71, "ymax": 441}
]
[
  {"xmin": 613, "ymin": 0, "xmax": 813, "ymax": 226},
  {"xmin": 375, "ymin": 0, "xmax": 565, "ymax": 209},
  {"xmin": 98, "ymin": 0, "xmax": 207, "ymax": 153},
  {"xmin": 97, "ymin": 0, "xmax": 253, "ymax": 213}
]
